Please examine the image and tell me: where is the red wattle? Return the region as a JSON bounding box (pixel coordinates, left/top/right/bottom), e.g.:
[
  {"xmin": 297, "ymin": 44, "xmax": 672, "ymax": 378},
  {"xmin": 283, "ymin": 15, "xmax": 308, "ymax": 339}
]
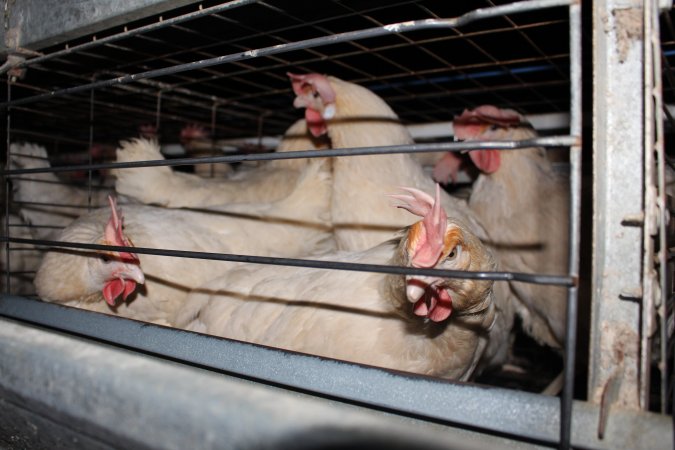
[
  {"xmin": 122, "ymin": 280, "xmax": 137, "ymax": 301},
  {"xmin": 469, "ymin": 149, "xmax": 501, "ymax": 174},
  {"xmin": 305, "ymin": 108, "xmax": 327, "ymax": 137},
  {"xmin": 428, "ymin": 288, "xmax": 453, "ymax": 322},
  {"xmin": 412, "ymin": 287, "xmax": 453, "ymax": 322},
  {"xmin": 103, "ymin": 279, "xmax": 125, "ymax": 306}
]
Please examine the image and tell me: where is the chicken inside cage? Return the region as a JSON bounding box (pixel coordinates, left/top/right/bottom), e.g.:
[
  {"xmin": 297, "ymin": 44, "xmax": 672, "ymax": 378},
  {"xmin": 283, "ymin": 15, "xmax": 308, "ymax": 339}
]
[{"xmin": 0, "ymin": 0, "xmax": 673, "ymax": 448}]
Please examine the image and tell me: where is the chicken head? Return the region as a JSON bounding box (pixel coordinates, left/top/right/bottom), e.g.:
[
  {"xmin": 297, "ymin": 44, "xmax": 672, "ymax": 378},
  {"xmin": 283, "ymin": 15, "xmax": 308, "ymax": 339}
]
[
  {"xmin": 390, "ymin": 184, "xmax": 494, "ymax": 323},
  {"xmin": 99, "ymin": 196, "xmax": 144, "ymax": 306},
  {"xmin": 432, "ymin": 105, "xmax": 526, "ymax": 184},
  {"xmin": 288, "ymin": 72, "xmax": 336, "ymax": 137}
]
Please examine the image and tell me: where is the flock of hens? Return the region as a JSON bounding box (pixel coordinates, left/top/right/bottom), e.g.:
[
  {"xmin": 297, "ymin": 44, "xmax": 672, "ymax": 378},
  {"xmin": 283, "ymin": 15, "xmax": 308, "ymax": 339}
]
[{"xmin": 5, "ymin": 72, "xmax": 569, "ymax": 387}]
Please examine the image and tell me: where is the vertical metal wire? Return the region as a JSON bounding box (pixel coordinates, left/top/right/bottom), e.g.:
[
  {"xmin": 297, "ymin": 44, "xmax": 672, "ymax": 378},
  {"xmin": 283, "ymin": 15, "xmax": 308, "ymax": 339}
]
[
  {"xmin": 641, "ymin": 0, "xmax": 656, "ymax": 411},
  {"xmin": 87, "ymin": 85, "xmax": 95, "ymax": 211},
  {"xmin": 560, "ymin": 1, "xmax": 582, "ymax": 448},
  {"xmin": 648, "ymin": 0, "xmax": 670, "ymax": 415},
  {"xmin": 210, "ymin": 102, "xmax": 218, "ymax": 178},
  {"xmin": 3, "ymin": 78, "xmax": 11, "ymax": 294},
  {"xmin": 155, "ymin": 91, "xmax": 163, "ymax": 136}
]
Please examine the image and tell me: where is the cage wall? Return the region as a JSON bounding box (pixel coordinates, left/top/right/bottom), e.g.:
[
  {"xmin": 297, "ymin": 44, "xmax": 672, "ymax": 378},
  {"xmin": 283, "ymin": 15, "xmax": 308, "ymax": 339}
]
[{"xmin": 0, "ymin": 1, "xmax": 672, "ymax": 449}]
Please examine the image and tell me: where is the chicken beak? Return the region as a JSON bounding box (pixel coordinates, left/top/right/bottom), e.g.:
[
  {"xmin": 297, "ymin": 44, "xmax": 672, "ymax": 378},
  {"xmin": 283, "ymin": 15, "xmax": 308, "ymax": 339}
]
[
  {"xmin": 406, "ymin": 278, "xmax": 426, "ymax": 303},
  {"xmin": 117, "ymin": 263, "xmax": 145, "ymax": 285},
  {"xmin": 406, "ymin": 275, "xmax": 438, "ymax": 303}
]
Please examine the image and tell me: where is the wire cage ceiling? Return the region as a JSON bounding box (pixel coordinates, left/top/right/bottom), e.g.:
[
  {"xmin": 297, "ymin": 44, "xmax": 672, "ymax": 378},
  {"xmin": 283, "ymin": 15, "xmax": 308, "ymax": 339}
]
[{"xmin": 4, "ymin": 0, "xmax": 575, "ymax": 155}]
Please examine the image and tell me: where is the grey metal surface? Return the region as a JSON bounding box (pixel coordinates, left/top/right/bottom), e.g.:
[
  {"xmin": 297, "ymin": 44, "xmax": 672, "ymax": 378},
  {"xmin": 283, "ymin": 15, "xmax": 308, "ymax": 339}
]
[
  {"xmin": 2, "ymin": 0, "xmax": 257, "ymax": 70},
  {"xmin": 0, "ymin": 300, "xmax": 672, "ymax": 450},
  {"xmin": 559, "ymin": 3, "xmax": 583, "ymax": 447},
  {"xmin": 0, "ymin": 316, "xmax": 523, "ymax": 450},
  {"xmin": 590, "ymin": 0, "xmax": 645, "ymax": 410},
  {"xmin": 1, "ymin": 0, "xmax": 202, "ymax": 54}
]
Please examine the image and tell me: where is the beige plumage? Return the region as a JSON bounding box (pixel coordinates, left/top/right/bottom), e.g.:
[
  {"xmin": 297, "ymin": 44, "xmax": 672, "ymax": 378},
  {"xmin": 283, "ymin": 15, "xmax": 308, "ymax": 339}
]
[
  {"xmin": 113, "ymin": 119, "xmax": 329, "ymax": 208},
  {"xmin": 442, "ymin": 106, "xmax": 569, "ymax": 349},
  {"xmin": 9, "ymin": 142, "xmax": 113, "ymax": 240},
  {"xmin": 288, "ymin": 74, "xmax": 517, "ymax": 373},
  {"xmin": 34, "ymin": 157, "xmax": 335, "ymax": 325},
  {"xmin": 289, "ymin": 73, "xmax": 487, "ymax": 252},
  {"xmin": 174, "ymin": 186, "xmax": 496, "ymax": 381}
]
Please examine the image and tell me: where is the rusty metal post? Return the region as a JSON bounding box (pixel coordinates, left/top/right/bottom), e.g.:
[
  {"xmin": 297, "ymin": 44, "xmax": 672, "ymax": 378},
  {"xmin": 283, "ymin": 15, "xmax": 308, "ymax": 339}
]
[{"xmin": 590, "ymin": 0, "xmax": 645, "ymax": 415}]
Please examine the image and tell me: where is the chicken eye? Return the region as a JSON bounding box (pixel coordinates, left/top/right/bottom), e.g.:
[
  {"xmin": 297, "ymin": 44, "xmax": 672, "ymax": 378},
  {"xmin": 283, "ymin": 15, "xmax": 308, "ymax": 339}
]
[
  {"xmin": 101, "ymin": 255, "xmax": 112, "ymax": 264},
  {"xmin": 489, "ymin": 124, "xmax": 499, "ymax": 131},
  {"xmin": 447, "ymin": 245, "xmax": 461, "ymax": 261}
]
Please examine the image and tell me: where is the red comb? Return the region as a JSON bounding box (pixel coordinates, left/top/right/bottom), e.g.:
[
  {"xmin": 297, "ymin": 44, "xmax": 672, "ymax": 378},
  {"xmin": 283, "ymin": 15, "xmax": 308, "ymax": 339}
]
[
  {"xmin": 104, "ymin": 196, "xmax": 138, "ymax": 262},
  {"xmin": 390, "ymin": 184, "xmax": 447, "ymax": 268}
]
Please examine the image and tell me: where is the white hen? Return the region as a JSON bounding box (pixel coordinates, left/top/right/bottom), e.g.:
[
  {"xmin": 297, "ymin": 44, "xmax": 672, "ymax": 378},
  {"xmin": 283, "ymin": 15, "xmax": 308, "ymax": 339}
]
[
  {"xmin": 35, "ymin": 157, "xmax": 335, "ymax": 325},
  {"xmin": 114, "ymin": 119, "xmax": 329, "ymax": 208},
  {"xmin": 9, "ymin": 142, "xmax": 113, "ymax": 240},
  {"xmin": 438, "ymin": 106, "xmax": 569, "ymax": 349},
  {"xmin": 175, "ymin": 185, "xmax": 496, "ymax": 380},
  {"xmin": 288, "ymin": 73, "xmax": 486, "ymax": 252},
  {"xmin": 289, "ymin": 74, "xmax": 521, "ymax": 373}
]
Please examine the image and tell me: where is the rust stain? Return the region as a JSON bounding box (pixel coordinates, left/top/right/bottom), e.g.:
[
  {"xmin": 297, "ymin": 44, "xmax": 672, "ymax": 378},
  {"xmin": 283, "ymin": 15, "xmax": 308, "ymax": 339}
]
[{"xmin": 612, "ymin": 8, "xmax": 643, "ymax": 64}]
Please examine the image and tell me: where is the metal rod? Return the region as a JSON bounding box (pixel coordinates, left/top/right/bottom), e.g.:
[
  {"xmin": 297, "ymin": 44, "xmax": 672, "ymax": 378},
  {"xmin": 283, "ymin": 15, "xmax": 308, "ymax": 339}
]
[
  {"xmin": 0, "ymin": 295, "xmax": 564, "ymax": 446},
  {"xmin": 1, "ymin": 136, "xmax": 579, "ymax": 176},
  {"xmin": 3, "ymin": 79, "xmax": 10, "ymax": 294},
  {"xmin": 641, "ymin": 0, "xmax": 656, "ymax": 411},
  {"xmin": 4, "ymin": 0, "xmax": 260, "ymax": 72},
  {"xmin": 560, "ymin": 2, "xmax": 582, "ymax": 449},
  {"xmin": 87, "ymin": 86, "xmax": 95, "ymax": 212},
  {"xmin": 0, "ymin": 0, "xmax": 572, "ymax": 110},
  {"xmin": 5, "ymin": 237, "xmax": 575, "ymax": 287}
]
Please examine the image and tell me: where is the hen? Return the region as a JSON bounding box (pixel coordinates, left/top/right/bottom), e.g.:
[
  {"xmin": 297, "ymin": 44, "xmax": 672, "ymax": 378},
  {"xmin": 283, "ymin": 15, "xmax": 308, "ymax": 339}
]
[
  {"xmin": 35, "ymin": 157, "xmax": 334, "ymax": 324},
  {"xmin": 9, "ymin": 142, "xmax": 113, "ymax": 240},
  {"xmin": 289, "ymin": 74, "xmax": 522, "ymax": 374},
  {"xmin": 114, "ymin": 119, "xmax": 329, "ymax": 207},
  {"xmin": 174, "ymin": 185, "xmax": 496, "ymax": 380},
  {"xmin": 34, "ymin": 197, "xmax": 147, "ymax": 318},
  {"xmin": 435, "ymin": 105, "xmax": 569, "ymax": 349},
  {"xmin": 289, "ymin": 73, "xmax": 485, "ymax": 252}
]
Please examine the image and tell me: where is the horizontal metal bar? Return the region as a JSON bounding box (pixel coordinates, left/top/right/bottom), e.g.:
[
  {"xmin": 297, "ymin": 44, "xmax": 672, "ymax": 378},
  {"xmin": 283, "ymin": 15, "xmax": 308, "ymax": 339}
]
[
  {"xmin": 0, "ymin": 316, "xmax": 547, "ymax": 450},
  {"xmin": 0, "ymin": 298, "xmax": 671, "ymax": 450},
  {"xmin": 0, "ymin": 0, "xmax": 572, "ymax": 109},
  {"xmin": 2, "ymin": 237, "xmax": 575, "ymax": 287},
  {"xmin": 10, "ymin": 200, "xmax": 106, "ymax": 210},
  {"xmin": 2, "ymin": 0, "xmax": 257, "ymax": 69},
  {"xmin": 0, "ymin": 296, "xmax": 560, "ymax": 444},
  {"xmin": 1, "ymin": 136, "xmax": 579, "ymax": 176},
  {"xmin": 1, "ymin": 0, "xmax": 208, "ymax": 55}
]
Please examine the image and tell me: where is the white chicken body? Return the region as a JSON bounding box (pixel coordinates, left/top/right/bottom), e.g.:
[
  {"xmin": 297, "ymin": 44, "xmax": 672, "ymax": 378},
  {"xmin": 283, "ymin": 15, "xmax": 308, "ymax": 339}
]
[
  {"xmin": 35, "ymin": 157, "xmax": 335, "ymax": 325},
  {"xmin": 9, "ymin": 142, "xmax": 113, "ymax": 240},
  {"xmin": 468, "ymin": 127, "xmax": 569, "ymax": 348},
  {"xmin": 114, "ymin": 120, "xmax": 329, "ymax": 208},
  {"xmin": 293, "ymin": 75, "xmax": 487, "ymax": 252},
  {"xmin": 290, "ymin": 74, "xmax": 514, "ymax": 373},
  {"xmin": 176, "ymin": 213, "xmax": 497, "ymax": 381}
]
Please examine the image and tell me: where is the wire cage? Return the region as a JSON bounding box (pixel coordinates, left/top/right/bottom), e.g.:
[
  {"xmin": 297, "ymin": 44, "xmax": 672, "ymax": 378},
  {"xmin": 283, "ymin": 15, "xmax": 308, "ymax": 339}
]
[{"xmin": 0, "ymin": 0, "xmax": 672, "ymax": 449}]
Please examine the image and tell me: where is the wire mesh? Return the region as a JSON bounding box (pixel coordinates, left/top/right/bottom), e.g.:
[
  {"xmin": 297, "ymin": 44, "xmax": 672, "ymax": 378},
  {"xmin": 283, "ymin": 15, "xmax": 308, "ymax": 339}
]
[
  {"xmin": 0, "ymin": 2, "xmax": 580, "ymax": 448},
  {"xmin": 0, "ymin": 0, "xmax": 670, "ymax": 447}
]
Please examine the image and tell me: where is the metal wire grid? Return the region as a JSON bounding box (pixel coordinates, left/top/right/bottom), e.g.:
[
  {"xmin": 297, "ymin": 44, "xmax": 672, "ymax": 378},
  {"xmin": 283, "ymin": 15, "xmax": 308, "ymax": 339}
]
[
  {"xmin": 0, "ymin": 0, "xmax": 584, "ymax": 447},
  {"xmin": 2, "ymin": 0, "xmax": 572, "ymax": 151}
]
